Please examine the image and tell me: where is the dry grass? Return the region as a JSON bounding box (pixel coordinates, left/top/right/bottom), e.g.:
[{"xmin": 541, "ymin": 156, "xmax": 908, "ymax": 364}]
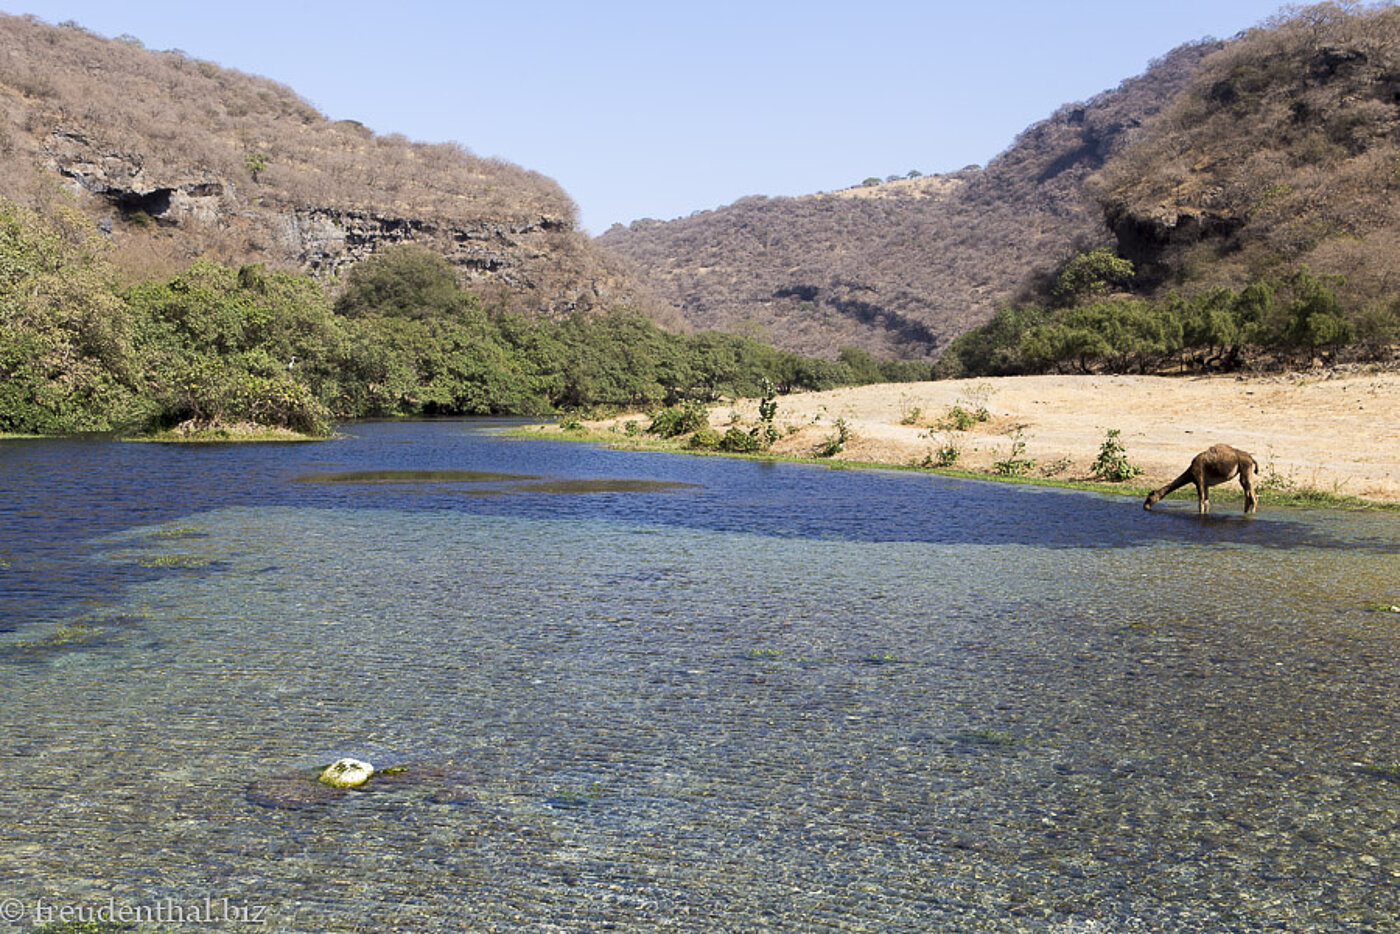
[{"xmin": 581, "ymin": 371, "xmax": 1400, "ymax": 504}]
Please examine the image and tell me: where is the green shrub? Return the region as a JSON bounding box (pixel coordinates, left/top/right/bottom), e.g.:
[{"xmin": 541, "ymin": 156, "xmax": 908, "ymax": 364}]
[
  {"xmin": 817, "ymin": 417, "xmax": 853, "ymax": 457},
  {"xmin": 1091, "ymin": 428, "xmax": 1142, "ymax": 481},
  {"xmin": 938, "ymin": 404, "xmax": 979, "ymax": 431},
  {"xmin": 647, "ymin": 401, "xmax": 709, "ymax": 437},
  {"xmin": 992, "ymin": 430, "xmax": 1035, "ymax": 476},
  {"xmin": 937, "ymin": 389, "xmax": 992, "ymax": 431},
  {"xmin": 928, "ymin": 440, "xmax": 960, "ymax": 467},
  {"xmin": 719, "ymin": 426, "xmax": 762, "ymax": 452},
  {"xmin": 687, "ymin": 427, "xmax": 721, "ymax": 449}
]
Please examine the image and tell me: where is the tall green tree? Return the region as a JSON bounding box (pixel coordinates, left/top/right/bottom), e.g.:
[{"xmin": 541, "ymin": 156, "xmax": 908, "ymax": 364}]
[
  {"xmin": 334, "ymin": 244, "xmax": 472, "ymax": 320},
  {"xmin": 0, "ymin": 197, "xmax": 146, "ymax": 433},
  {"xmin": 1052, "ymin": 248, "xmax": 1136, "ymax": 306},
  {"xmin": 1282, "ymin": 268, "xmax": 1352, "ymax": 361}
]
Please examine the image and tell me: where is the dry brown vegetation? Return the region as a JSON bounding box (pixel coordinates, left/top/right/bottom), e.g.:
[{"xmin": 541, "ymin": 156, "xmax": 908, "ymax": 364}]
[
  {"xmin": 598, "ymin": 43, "xmax": 1215, "ymax": 360},
  {"xmin": 0, "ymin": 14, "xmax": 643, "ymax": 318},
  {"xmin": 1092, "ymin": 2, "xmax": 1400, "ymax": 305},
  {"xmin": 0, "ymin": 14, "xmax": 571, "ymax": 222},
  {"xmin": 601, "ymin": 4, "xmax": 1400, "ymax": 364}
]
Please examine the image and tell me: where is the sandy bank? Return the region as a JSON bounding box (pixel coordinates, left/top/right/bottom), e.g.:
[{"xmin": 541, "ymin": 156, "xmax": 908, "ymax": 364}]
[{"xmin": 589, "ymin": 371, "xmax": 1400, "ymax": 504}]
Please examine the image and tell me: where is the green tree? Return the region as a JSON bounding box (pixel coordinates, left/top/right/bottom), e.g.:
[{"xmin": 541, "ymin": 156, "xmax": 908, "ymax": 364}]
[
  {"xmin": 334, "ymin": 244, "xmax": 472, "ymax": 320},
  {"xmin": 936, "ymin": 304, "xmax": 1050, "ymax": 377},
  {"xmin": 1233, "ymin": 281, "xmax": 1274, "ymax": 342},
  {"xmin": 0, "ymin": 197, "xmax": 147, "ymax": 433},
  {"xmin": 1352, "ymin": 297, "xmax": 1400, "ymax": 354},
  {"xmin": 1042, "ymin": 325, "xmax": 1109, "ymax": 372},
  {"xmin": 123, "ymin": 260, "xmax": 343, "ymax": 433},
  {"xmin": 1083, "ymin": 298, "xmax": 1180, "ymax": 372},
  {"xmin": 243, "ymin": 152, "xmax": 269, "ymax": 183},
  {"xmin": 1052, "ymin": 249, "xmax": 1135, "ymax": 305},
  {"xmin": 1282, "ymin": 267, "xmax": 1353, "ymax": 361},
  {"xmin": 837, "ymin": 346, "xmax": 884, "ymax": 384},
  {"xmin": 1180, "ymin": 288, "xmax": 1237, "ymax": 364}
]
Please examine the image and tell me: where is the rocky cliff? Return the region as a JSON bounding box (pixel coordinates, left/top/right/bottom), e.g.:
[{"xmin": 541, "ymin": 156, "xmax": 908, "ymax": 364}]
[
  {"xmin": 0, "ymin": 13, "xmax": 647, "ymax": 318},
  {"xmin": 1089, "ymin": 4, "xmax": 1400, "ymax": 302}
]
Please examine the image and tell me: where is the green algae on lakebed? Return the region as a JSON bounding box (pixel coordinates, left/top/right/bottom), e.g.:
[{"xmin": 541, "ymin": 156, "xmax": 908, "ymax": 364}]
[
  {"xmin": 293, "ymin": 469, "xmax": 540, "ymax": 484},
  {"xmin": 292, "ymin": 469, "xmax": 699, "ymax": 495}
]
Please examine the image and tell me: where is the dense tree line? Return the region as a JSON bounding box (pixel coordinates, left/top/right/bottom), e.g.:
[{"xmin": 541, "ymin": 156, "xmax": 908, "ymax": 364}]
[
  {"xmin": 936, "ymin": 251, "xmax": 1399, "ymax": 378},
  {"xmin": 0, "ymin": 201, "xmax": 926, "ymax": 437}
]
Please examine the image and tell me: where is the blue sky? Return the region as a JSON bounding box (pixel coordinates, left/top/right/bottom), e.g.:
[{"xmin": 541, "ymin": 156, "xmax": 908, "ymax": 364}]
[{"xmin": 9, "ymin": 1, "xmax": 1296, "ymax": 233}]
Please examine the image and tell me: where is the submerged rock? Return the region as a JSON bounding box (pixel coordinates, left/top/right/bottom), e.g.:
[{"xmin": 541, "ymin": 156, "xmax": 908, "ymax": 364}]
[
  {"xmin": 245, "ymin": 776, "xmax": 344, "ymax": 810},
  {"xmin": 319, "ymin": 757, "xmax": 375, "ymax": 788},
  {"xmin": 245, "ymin": 761, "xmax": 470, "ymax": 810}
]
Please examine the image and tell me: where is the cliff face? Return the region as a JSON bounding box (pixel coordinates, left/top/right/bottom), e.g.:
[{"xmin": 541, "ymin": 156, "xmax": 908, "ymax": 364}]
[{"xmin": 1, "ymin": 14, "xmax": 645, "ymax": 318}]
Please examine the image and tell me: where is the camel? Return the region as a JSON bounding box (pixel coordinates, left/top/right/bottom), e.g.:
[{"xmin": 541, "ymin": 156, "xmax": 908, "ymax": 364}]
[{"xmin": 1144, "ymin": 443, "xmax": 1259, "ymax": 515}]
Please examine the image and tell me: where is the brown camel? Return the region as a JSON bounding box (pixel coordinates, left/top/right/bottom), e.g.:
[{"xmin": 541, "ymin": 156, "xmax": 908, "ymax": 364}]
[{"xmin": 1144, "ymin": 443, "xmax": 1259, "ymax": 515}]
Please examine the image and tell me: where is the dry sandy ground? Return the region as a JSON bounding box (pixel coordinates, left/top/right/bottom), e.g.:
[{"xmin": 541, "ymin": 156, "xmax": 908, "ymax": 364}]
[{"xmin": 594, "ymin": 371, "xmax": 1400, "ymax": 503}]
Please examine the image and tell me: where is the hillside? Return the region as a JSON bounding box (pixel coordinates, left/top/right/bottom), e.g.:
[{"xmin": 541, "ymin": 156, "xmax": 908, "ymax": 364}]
[
  {"xmin": 1091, "ymin": 3, "xmax": 1400, "ymax": 302},
  {"xmin": 600, "ymin": 6, "xmax": 1400, "ymax": 364},
  {"xmin": 0, "ymin": 13, "xmax": 650, "ymax": 318},
  {"xmin": 597, "ymin": 43, "xmax": 1215, "ymax": 360}
]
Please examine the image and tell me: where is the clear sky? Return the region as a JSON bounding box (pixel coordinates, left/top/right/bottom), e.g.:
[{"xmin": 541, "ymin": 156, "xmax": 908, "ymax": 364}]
[{"xmin": 8, "ymin": 1, "xmax": 1295, "ymax": 233}]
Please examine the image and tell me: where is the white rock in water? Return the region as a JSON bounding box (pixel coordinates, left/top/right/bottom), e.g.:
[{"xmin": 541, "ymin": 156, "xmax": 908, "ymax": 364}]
[{"xmin": 319, "ymin": 757, "xmax": 374, "ymax": 788}]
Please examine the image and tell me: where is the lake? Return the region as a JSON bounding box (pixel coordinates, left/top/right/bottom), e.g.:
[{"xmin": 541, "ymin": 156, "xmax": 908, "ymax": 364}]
[{"xmin": 2, "ymin": 420, "xmax": 1398, "ymax": 933}]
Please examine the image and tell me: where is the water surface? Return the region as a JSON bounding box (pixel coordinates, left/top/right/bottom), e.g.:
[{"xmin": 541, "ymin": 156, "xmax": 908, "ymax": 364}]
[{"xmin": 2, "ymin": 421, "xmax": 1398, "ymax": 933}]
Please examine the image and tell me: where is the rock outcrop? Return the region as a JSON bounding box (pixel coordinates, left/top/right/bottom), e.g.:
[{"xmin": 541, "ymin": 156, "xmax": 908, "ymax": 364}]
[{"xmin": 0, "ymin": 13, "xmax": 646, "ymax": 319}]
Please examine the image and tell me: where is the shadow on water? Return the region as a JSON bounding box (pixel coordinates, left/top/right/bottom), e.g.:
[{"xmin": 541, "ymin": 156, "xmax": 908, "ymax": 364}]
[
  {"xmin": 1, "ymin": 420, "xmax": 1395, "ymax": 631},
  {"xmin": 293, "ymin": 469, "xmax": 702, "ymax": 497}
]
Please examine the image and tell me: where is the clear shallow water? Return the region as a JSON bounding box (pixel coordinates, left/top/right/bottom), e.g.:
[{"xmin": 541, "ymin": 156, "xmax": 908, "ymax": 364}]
[{"xmin": 2, "ymin": 421, "xmax": 1399, "ymax": 933}]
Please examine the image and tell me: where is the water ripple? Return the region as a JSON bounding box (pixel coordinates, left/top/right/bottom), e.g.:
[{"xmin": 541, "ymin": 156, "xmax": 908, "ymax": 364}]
[{"xmin": 1, "ymin": 422, "xmax": 1398, "ymax": 932}]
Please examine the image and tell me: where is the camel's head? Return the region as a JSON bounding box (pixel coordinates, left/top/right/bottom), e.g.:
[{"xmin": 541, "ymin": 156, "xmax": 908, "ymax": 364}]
[{"xmin": 1143, "ymin": 491, "xmax": 1162, "ymax": 511}]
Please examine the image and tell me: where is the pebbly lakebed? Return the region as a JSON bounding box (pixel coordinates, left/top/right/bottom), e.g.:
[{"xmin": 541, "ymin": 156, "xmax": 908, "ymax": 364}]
[{"xmin": 2, "ymin": 419, "xmax": 1398, "ymax": 933}]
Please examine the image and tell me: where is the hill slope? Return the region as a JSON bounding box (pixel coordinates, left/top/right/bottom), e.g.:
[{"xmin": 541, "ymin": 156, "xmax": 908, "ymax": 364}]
[
  {"xmin": 597, "ymin": 43, "xmax": 1214, "ymax": 360},
  {"xmin": 0, "ymin": 14, "xmax": 649, "ymax": 317},
  {"xmin": 1091, "ymin": 3, "xmax": 1400, "ymax": 302}
]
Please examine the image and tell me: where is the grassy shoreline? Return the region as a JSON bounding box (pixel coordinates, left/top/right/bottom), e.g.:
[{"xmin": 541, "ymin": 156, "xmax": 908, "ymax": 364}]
[
  {"xmin": 4, "ymin": 425, "xmax": 327, "ymax": 443},
  {"xmin": 8, "ymin": 406, "xmax": 1394, "ymax": 510},
  {"xmin": 129, "ymin": 427, "xmax": 327, "ymax": 443},
  {"xmin": 505, "ymin": 422, "xmax": 1398, "ymax": 512}
]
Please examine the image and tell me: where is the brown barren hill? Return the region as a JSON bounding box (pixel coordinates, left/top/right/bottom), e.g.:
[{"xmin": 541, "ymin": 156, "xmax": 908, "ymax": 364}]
[{"xmin": 597, "ymin": 43, "xmax": 1215, "ymax": 360}]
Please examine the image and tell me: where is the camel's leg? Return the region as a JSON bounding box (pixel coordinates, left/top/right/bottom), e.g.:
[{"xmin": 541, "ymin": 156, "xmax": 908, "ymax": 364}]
[
  {"xmin": 1196, "ymin": 477, "xmax": 1210, "ymax": 514},
  {"xmin": 1240, "ymin": 462, "xmax": 1258, "ymax": 514}
]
